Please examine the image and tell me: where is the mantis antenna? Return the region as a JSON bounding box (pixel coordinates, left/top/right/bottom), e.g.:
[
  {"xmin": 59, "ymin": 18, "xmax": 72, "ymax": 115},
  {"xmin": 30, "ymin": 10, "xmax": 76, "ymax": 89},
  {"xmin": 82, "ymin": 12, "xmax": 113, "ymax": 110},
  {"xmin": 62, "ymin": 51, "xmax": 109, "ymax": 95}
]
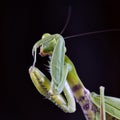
[
  {"xmin": 32, "ymin": 6, "xmax": 71, "ymax": 67},
  {"xmin": 60, "ymin": 5, "xmax": 72, "ymax": 34},
  {"xmin": 64, "ymin": 28, "xmax": 120, "ymax": 39},
  {"xmin": 59, "ymin": 5, "xmax": 120, "ymax": 39},
  {"xmin": 59, "ymin": 6, "xmax": 120, "ymax": 40}
]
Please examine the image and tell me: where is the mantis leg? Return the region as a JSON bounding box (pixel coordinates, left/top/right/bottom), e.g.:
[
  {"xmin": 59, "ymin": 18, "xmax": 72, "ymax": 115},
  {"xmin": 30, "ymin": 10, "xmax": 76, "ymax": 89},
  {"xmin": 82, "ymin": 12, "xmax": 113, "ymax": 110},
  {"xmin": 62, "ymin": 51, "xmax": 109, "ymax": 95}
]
[
  {"xmin": 90, "ymin": 90, "xmax": 120, "ymax": 120},
  {"xmin": 100, "ymin": 86, "xmax": 106, "ymax": 120},
  {"xmin": 49, "ymin": 35, "xmax": 66, "ymax": 94},
  {"xmin": 29, "ymin": 66, "xmax": 76, "ymax": 113},
  {"xmin": 32, "ymin": 33, "xmax": 68, "ymax": 95}
]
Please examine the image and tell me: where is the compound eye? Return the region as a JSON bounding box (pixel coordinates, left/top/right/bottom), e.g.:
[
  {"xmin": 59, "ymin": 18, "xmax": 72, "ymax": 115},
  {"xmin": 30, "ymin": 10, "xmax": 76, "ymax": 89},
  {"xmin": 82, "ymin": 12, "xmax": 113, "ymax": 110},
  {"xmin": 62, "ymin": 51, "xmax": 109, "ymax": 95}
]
[{"xmin": 42, "ymin": 33, "xmax": 51, "ymax": 39}]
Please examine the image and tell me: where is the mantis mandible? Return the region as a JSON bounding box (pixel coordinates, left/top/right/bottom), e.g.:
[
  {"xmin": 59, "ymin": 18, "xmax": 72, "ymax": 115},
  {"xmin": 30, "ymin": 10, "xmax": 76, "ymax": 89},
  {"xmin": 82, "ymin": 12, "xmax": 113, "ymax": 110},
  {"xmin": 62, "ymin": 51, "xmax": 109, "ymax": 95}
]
[{"xmin": 29, "ymin": 8, "xmax": 120, "ymax": 120}]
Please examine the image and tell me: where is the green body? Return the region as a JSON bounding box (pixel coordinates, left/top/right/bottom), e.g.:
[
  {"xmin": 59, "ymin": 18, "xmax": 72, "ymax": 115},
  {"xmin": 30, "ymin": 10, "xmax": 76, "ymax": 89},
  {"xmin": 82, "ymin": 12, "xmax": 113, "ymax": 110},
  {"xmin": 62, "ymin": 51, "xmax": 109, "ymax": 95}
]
[{"xmin": 29, "ymin": 33, "xmax": 120, "ymax": 120}]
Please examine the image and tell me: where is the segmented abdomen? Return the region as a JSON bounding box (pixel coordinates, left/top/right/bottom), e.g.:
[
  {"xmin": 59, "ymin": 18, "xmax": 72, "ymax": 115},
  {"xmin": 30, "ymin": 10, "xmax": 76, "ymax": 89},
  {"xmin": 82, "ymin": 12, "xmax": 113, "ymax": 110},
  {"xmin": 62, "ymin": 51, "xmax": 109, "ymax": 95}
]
[{"xmin": 71, "ymin": 84, "xmax": 98, "ymax": 120}]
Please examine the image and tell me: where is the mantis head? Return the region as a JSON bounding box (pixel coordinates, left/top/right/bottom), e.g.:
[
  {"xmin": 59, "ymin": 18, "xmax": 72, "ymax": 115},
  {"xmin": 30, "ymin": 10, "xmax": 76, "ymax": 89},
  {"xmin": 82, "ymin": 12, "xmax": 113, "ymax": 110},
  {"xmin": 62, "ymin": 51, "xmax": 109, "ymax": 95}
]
[{"xmin": 39, "ymin": 33, "xmax": 56, "ymax": 57}]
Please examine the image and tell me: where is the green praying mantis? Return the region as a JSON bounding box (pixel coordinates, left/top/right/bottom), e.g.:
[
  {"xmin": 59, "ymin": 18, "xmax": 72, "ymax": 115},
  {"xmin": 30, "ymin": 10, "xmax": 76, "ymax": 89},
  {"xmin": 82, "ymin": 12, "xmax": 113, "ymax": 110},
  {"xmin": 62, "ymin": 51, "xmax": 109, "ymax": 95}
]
[
  {"xmin": 29, "ymin": 32, "xmax": 120, "ymax": 120},
  {"xmin": 28, "ymin": 6, "xmax": 120, "ymax": 120}
]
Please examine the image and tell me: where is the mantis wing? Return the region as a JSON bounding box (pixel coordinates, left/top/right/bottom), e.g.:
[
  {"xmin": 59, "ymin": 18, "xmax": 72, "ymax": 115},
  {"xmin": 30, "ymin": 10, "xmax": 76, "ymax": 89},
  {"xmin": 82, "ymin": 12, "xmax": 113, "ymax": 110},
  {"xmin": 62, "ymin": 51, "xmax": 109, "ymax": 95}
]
[{"xmin": 90, "ymin": 92, "xmax": 120, "ymax": 120}]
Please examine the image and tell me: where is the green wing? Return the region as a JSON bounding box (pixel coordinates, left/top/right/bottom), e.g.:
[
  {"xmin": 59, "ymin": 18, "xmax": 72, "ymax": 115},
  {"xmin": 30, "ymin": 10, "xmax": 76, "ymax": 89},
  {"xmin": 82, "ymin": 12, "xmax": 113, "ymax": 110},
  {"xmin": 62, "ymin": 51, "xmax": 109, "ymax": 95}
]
[{"xmin": 90, "ymin": 92, "xmax": 120, "ymax": 120}]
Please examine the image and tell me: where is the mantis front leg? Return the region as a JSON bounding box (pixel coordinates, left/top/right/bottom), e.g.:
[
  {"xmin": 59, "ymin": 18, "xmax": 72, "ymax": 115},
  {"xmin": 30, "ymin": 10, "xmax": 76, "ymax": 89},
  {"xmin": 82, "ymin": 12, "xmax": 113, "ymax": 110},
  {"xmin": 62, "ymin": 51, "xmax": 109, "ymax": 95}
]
[
  {"xmin": 29, "ymin": 66, "xmax": 76, "ymax": 113},
  {"xmin": 32, "ymin": 33, "xmax": 68, "ymax": 95},
  {"xmin": 30, "ymin": 33, "xmax": 76, "ymax": 112}
]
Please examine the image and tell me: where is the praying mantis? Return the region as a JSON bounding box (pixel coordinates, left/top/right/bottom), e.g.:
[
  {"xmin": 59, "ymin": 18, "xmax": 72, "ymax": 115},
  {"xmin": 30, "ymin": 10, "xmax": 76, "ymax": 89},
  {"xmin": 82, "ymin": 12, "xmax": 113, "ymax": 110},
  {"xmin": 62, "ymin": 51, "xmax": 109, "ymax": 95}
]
[
  {"xmin": 29, "ymin": 33, "xmax": 120, "ymax": 120},
  {"xmin": 29, "ymin": 5, "xmax": 120, "ymax": 120}
]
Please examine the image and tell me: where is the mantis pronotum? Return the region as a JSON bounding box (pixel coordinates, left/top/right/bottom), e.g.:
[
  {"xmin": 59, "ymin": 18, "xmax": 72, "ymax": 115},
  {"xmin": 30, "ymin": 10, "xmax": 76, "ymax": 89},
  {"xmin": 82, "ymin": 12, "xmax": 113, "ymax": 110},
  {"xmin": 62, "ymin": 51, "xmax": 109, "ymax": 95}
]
[{"xmin": 29, "ymin": 8, "xmax": 120, "ymax": 120}]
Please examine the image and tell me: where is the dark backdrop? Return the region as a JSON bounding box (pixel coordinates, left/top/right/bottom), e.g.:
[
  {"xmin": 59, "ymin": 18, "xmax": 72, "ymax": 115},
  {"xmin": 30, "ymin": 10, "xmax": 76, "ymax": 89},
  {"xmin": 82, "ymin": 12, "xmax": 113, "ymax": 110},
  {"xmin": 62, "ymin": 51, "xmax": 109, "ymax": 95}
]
[{"xmin": 1, "ymin": 0, "xmax": 120, "ymax": 120}]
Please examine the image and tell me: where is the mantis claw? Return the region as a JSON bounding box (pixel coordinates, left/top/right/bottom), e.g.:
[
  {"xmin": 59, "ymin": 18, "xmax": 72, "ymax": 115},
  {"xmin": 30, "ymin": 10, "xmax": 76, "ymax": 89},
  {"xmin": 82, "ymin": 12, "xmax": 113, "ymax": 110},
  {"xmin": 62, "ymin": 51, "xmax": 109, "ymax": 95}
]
[{"xmin": 29, "ymin": 65, "xmax": 76, "ymax": 113}]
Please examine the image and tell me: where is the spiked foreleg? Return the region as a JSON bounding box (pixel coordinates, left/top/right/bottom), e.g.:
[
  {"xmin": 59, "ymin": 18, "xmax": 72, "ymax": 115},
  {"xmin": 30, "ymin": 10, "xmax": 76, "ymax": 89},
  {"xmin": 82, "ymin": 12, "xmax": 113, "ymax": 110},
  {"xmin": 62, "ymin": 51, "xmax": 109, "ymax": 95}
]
[{"xmin": 29, "ymin": 66, "xmax": 76, "ymax": 113}]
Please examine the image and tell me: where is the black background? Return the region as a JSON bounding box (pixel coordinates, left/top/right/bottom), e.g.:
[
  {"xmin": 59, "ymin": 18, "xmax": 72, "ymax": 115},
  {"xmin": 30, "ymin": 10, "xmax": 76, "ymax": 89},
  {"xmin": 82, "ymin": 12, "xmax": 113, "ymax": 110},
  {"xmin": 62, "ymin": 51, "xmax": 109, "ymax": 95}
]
[{"xmin": 1, "ymin": 0, "xmax": 120, "ymax": 120}]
